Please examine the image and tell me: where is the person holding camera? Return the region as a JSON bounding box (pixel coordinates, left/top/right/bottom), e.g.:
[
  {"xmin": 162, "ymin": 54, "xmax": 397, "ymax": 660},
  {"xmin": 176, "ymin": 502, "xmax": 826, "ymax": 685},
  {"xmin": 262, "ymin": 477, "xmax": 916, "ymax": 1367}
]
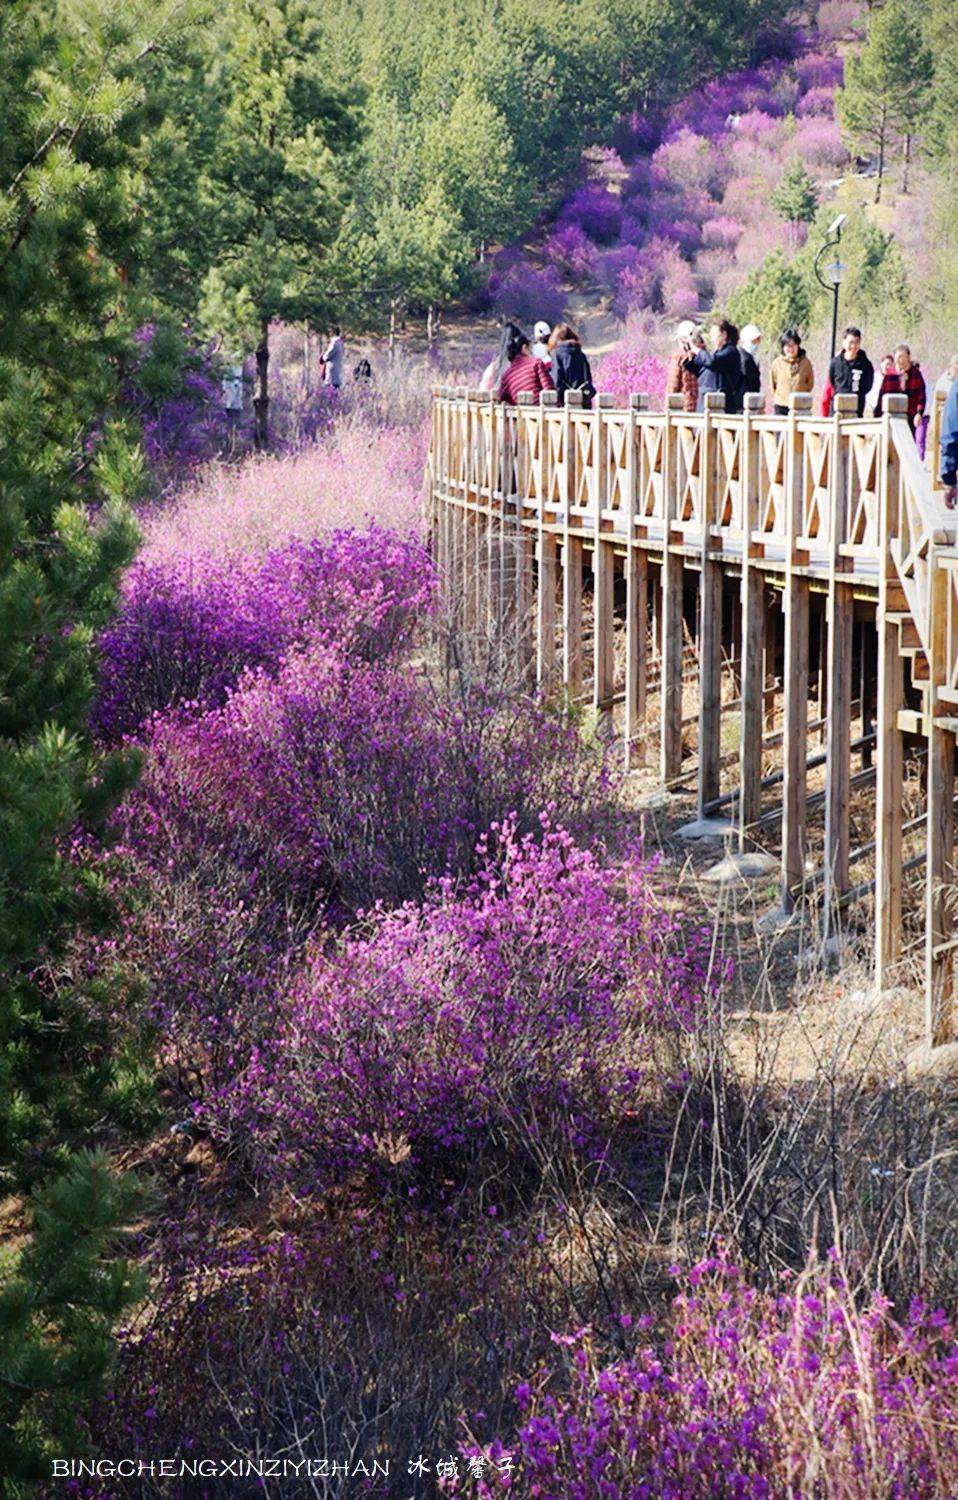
[{"xmin": 682, "ymin": 319, "xmax": 745, "ymax": 414}]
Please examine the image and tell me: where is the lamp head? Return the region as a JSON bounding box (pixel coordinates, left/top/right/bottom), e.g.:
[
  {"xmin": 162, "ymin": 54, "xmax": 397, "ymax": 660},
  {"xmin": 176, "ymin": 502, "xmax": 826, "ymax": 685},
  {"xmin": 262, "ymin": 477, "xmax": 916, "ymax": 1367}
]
[{"xmin": 826, "ymin": 256, "xmax": 847, "ymax": 287}]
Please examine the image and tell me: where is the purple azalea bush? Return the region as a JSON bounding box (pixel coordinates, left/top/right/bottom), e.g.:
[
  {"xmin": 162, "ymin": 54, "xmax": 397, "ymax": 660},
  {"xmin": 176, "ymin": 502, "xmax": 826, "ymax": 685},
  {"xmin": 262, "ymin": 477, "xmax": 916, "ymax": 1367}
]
[
  {"xmin": 93, "ymin": 526, "xmax": 434, "ymax": 741},
  {"xmin": 200, "ymin": 816, "xmax": 713, "ymax": 1193},
  {"xmin": 458, "ymin": 1260, "xmax": 958, "ymax": 1498}
]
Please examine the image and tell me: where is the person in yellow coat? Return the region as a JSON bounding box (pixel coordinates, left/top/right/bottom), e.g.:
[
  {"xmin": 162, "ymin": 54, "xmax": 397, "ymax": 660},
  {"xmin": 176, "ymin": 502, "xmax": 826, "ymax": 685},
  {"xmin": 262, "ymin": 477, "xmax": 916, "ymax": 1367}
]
[{"xmin": 770, "ymin": 329, "xmax": 814, "ymax": 415}]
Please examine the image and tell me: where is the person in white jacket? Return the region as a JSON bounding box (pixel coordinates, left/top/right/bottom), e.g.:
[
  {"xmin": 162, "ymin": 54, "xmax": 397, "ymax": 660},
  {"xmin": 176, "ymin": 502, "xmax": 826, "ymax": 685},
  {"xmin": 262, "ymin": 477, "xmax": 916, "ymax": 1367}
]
[{"xmin": 323, "ymin": 326, "xmax": 345, "ymax": 389}]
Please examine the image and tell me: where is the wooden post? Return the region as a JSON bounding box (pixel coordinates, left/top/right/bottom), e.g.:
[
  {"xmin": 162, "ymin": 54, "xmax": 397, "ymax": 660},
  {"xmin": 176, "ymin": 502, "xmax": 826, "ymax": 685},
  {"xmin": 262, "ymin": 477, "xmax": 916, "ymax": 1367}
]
[
  {"xmin": 562, "ymin": 391, "xmax": 584, "ymax": 693},
  {"xmin": 875, "ymin": 396, "xmax": 905, "ymax": 986},
  {"xmin": 697, "ymin": 391, "xmax": 724, "ymax": 816},
  {"xmin": 537, "ymin": 392, "xmax": 559, "ymax": 686},
  {"xmin": 781, "ymin": 392, "xmax": 812, "ymax": 910},
  {"xmin": 927, "ymin": 716, "xmax": 956, "ymax": 1044},
  {"xmin": 593, "ymin": 394, "xmax": 616, "ymax": 717},
  {"xmin": 739, "ymin": 393, "xmax": 764, "ymax": 844},
  {"xmin": 823, "ymin": 394, "xmax": 856, "ymax": 934},
  {"xmin": 661, "ymin": 394, "xmax": 685, "ymax": 781},
  {"xmin": 515, "ymin": 393, "xmax": 536, "ymax": 679},
  {"xmin": 624, "ymin": 395, "xmax": 649, "ymax": 766}
]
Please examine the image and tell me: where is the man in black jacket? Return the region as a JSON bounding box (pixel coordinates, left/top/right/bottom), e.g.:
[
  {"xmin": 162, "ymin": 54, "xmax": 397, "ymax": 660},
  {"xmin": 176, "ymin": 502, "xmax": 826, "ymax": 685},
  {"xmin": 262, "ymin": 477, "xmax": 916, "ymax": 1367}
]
[
  {"xmin": 828, "ymin": 326, "xmax": 874, "ymax": 417},
  {"xmin": 683, "ymin": 319, "xmax": 745, "ymax": 414}
]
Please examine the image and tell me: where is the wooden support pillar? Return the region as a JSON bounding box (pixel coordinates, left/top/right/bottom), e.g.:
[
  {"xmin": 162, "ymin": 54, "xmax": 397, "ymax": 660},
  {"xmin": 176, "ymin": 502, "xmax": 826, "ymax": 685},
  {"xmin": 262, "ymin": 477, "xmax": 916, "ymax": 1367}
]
[
  {"xmin": 562, "ymin": 392, "xmax": 584, "ymax": 694},
  {"xmin": 781, "ymin": 393, "xmax": 813, "ymax": 909},
  {"xmin": 661, "ymin": 394, "xmax": 684, "ymax": 781},
  {"xmin": 823, "ymin": 394, "xmax": 856, "ymax": 930},
  {"xmin": 876, "ymin": 396, "xmax": 906, "ymax": 986},
  {"xmin": 763, "ymin": 589, "xmax": 778, "ymax": 731},
  {"xmin": 536, "ymin": 392, "xmax": 558, "ymax": 687},
  {"xmin": 537, "ymin": 532, "xmax": 558, "ymax": 687},
  {"xmin": 739, "ymin": 394, "xmax": 764, "ymax": 844},
  {"xmin": 927, "ymin": 722, "xmax": 956, "ymax": 1044},
  {"xmin": 593, "ymin": 535, "xmax": 615, "ymax": 713},
  {"xmin": 624, "ymin": 395, "xmax": 648, "ymax": 766},
  {"xmin": 515, "ymin": 393, "xmax": 536, "ymax": 678},
  {"xmin": 697, "ymin": 391, "xmax": 724, "ymax": 815}
]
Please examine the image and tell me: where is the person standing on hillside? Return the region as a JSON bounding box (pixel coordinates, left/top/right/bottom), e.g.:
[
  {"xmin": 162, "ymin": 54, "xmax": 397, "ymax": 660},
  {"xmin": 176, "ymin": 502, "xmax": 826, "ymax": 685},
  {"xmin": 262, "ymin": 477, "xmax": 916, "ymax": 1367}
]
[
  {"xmin": 496, "ymin": 325, "xmax": 554, "ymax": 404},
  {"xmin": 827, "ymin": 326, "xmax": 873, "ymax": 417},
  {"xmin": 323, "ymin": 326, "xmax": 345, "ymax": 389},
  {"xmin": 770, "ymin": 329, "xmax": 814, "ymax": 415},
  {"xmin": 666, "ymin": 321, "xmax": 704, "ymax": 411},
  {"xmin": 875, "ymin": 343, "xmax": 926, "ymax": 435},
  {"xmin": 548, "ymin": 323, "xmax": 595, "ymax": 408},
  {"xmin": 739, "ymin": 323, "xmax": 763, "ymax": 398},
  {"xmin": 940, "ymin": 354, "xmax": 958, "ymax": 510},
  {"xmin": 683, "ymin": 318, "xmax": 744, "ymax": 414},
  {"xmin": 531, "ymin": 320, "xmax": 553, "ymax": 365}
]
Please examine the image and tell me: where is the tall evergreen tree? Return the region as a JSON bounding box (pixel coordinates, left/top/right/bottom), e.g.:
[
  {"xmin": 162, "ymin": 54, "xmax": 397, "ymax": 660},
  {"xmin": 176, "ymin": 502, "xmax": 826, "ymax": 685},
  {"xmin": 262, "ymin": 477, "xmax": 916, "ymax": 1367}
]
[
  {"xmin": 183, "ymin": 0, "xmax": 363, "ymax": 447},
  {"xmin": 837, "ymin": 0, "xmax": 933, "ymax": 202},
  {"xmin": 0, "ymin": 0, "xmax": 188, "ymax": 1476}
]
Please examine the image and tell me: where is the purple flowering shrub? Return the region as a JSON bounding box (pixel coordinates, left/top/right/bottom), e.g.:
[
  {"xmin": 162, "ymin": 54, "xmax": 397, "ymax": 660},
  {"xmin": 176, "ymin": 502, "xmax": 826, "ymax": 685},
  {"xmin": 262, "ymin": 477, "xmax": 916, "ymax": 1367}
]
[
  {"xmin": 557, "ymin": 184, "xmax": 622, "ymax": 246},
  {"xmin": 119, "ymin": 641, "xmax": 612, "ymax": 923},
  {"xmin": 93, "ymin": 526, "xmax": 434, "ymax": 740},
  {"xmin": 123, "ymin": 324, "xmax": 231, "ymax": 492},
  {"xmin": 461, "ymin": 1258, "xmax": 958, "ymax": 1498},
  {"xmin": 594, "ymin": 321, "xmax": 667, "ymax": 407},
  {"xmin": 482, "ymin": 261, "xmax": 566, "ymax": 327},
  {"xmin": 541, "ymin": 223, "xmax": 598, "ymax": 279},
  {"xmin": 197, "ymin": 815, "xmax": 713, "ymax": 1193}
]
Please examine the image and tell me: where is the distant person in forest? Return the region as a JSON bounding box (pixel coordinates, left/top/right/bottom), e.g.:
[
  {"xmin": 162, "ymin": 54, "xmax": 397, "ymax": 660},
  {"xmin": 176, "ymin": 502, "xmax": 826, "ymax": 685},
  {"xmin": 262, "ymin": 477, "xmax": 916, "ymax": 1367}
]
[
  {"xmin": 826, "ymin": 326, "xmax": 873, "ymax": 417},
  {"xmin": 875, "ymin": 343, "xmax": 926, "ymax": 435},
  {"xmin": 940, "ymin": 353, "xmax": 958, "ymax": 509},
  {"xmin": 683, "ymin": 318, "xmax": 744, "ymax": 414},
  {"xmin": 548, "ymin": 323, "xmax": 595, "ymax": 408},
  {"xmin": 496, "ymin": 325, "xmax": 554, "ymax": 404},
  {"xmin": 739, "ymin": 323, "xmax": 763, "ymax": 397},
  {"xmin": 666, "ymin": 321, "xmax": 704, "ymax": 411},
  {"xmin": 479, "ymin": 320, "xmax": 523, "ymax": 392},
  {"xmin": 770, "ymin": 329, "xmax": 814, "ymax": 415},
  {"xmin": 323, "ymin": 326, "xmax": 345, "ymax": 389},
  {"xmin": 531, "ymin": 320, "xmax": 553, "ymax": 364}
]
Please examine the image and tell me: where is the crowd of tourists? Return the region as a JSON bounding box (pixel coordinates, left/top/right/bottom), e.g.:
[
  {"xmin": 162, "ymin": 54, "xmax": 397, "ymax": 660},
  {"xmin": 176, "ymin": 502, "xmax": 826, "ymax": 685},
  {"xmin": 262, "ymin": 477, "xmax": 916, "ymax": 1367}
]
[{"xmin": 481, "ymin": 312, "xmax": 958, "ymax": 509}]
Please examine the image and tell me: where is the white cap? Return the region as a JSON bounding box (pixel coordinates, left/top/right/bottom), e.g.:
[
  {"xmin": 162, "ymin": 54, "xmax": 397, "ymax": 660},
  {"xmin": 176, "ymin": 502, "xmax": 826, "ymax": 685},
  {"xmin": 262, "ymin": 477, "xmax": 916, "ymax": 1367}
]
[
  {"xmin": 740, "ymin": 323, "xmax": 762, "ymax": 343},
  {"xmin": 675, "ymin": 319, "xmax": 698, "ymax": 340},
  {"xmin": 533, "ymin": 320, "xmax": 551, "ymax": 341}
]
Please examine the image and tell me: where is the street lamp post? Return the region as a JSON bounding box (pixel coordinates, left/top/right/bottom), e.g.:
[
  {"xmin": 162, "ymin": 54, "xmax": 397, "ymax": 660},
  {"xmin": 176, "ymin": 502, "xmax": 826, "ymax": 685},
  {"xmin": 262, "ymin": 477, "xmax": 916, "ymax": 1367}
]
[{"xmin": 813, "ymin": 213, "xmax": 848, "ymax": 361}]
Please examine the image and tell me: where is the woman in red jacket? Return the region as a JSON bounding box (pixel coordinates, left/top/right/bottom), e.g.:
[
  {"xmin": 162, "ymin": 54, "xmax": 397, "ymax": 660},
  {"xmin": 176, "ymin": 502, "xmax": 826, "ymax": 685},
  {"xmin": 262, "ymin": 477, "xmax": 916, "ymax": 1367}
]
[
  {"xmin": 496, "ymin": 326, "xmax": 554, "ymax": 404},
  {"xmin": 875, "ymin": 343, "xmax": 927, "ymax": 435}
]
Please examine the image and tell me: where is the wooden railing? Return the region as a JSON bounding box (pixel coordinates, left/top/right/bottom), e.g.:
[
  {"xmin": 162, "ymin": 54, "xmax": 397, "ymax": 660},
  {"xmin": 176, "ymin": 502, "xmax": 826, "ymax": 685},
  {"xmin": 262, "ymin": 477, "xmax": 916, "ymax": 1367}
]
[{"xmin": 429, "ymin": 384, "xmax": 958, "ymax": 1050}]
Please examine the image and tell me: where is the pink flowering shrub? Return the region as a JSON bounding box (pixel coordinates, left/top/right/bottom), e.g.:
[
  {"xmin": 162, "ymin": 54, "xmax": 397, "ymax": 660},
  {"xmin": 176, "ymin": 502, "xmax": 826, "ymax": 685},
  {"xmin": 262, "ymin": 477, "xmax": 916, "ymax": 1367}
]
[
  {"xmin": 140, "ymin": 417, "xmax": 428, "ymax": 561},
  {"xmin": 652, "ymin": 131, "xmax": 729, "ymax": 199},
  {"xmin": 594, "ymin": 328, "xmax": 667, "ymax": 408},
  {"xmin": 790, "ymin": 114, "xmax": 848, "ymax": 169},
  {"xmin": 200, "ymin": 816, "xmax": 712, "ymax": 1192},
  {"xmin": 796, "ymin": 83, "xmax": 838, "ymax": 117},
  {"xmin": 461, "ymin": 1259, "xmax": 958, "ymax": 1498},
  {"xmin": 93, "ymin": 527, "xmax": 434, "ymax": 740},
  {"xmin": 702, "ymin": 215, "xmax": 744, "ymax": 250}
]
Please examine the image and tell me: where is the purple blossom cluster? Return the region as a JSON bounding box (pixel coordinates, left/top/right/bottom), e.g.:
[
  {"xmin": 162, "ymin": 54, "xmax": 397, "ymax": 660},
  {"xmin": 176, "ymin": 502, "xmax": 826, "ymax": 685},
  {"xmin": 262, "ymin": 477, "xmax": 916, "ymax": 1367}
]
[
  {"xmin": 93, "ymin": 526, "xmax": 434, "ymax": 740},
  {"xmin": 197, "ymin": 816, "xmax": 713, "ymax": 1192},
  {"xmin": 460, "ymin": 1258, "xmax": 958, "ymax": 1498}
]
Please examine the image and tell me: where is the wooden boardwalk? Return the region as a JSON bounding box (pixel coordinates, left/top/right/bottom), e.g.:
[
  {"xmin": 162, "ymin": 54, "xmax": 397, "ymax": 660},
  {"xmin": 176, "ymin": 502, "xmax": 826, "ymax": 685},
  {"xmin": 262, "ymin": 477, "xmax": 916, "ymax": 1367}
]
[{"xmin": 428, "ymin": 385, "xmax": 958, "ymax": 1049}]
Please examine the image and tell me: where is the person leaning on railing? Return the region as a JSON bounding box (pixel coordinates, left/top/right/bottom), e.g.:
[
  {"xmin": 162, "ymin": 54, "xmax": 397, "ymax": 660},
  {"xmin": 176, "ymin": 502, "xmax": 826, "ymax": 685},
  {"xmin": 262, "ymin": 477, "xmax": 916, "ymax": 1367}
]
[{"xmin": 940, "ymin": 354, "xmax": 958, "ymax": 511}]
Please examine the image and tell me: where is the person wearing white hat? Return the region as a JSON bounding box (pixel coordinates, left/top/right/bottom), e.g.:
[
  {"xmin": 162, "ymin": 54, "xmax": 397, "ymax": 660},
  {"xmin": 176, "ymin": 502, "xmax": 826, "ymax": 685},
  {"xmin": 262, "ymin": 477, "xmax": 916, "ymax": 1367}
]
[
  {"xmin": 531, "ymin": 320, "xmax": 553, "ymax": 364},
  {"xmin": 739, "ymin": 323, "xmax": 762, "ymax": 397},
  {"xmin": 667, "ymin": 320, "xmax": 705, "ymax": 411}
]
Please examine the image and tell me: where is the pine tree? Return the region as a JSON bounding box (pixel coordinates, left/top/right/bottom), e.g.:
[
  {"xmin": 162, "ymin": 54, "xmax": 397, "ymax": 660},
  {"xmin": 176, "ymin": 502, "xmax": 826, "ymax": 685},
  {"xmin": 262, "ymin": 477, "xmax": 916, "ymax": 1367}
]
[
  {"xmin": 176, "ymin": 0, "xmax": 363, "ymax": 447},
  {"xmin": 726, "ymin": 251, "xmax": 811, "ymax": 346},
  {"xmin": 0, "ymin": 0, "xmax": 185, "ymax": 1473},
  {"xmin": 837, "ymin": 0, "xmax": 933, "ymax": 202},
  {"xmin": 771, "ymin": 158, "xmax": 819, "ymax": 240}
]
